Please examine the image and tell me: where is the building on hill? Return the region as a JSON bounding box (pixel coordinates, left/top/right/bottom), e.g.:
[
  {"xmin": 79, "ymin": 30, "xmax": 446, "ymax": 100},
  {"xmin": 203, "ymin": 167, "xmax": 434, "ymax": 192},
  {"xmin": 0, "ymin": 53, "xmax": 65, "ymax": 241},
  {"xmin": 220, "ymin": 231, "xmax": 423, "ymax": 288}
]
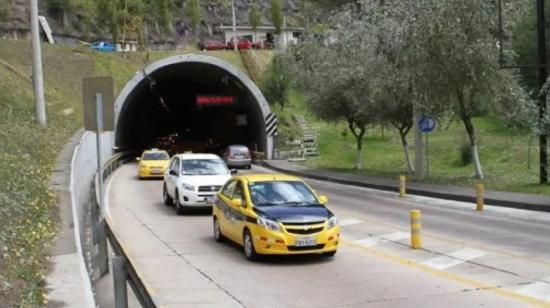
[{"xmin": 219, "ymin": 25, "xmax": 304, "ymax": 49}]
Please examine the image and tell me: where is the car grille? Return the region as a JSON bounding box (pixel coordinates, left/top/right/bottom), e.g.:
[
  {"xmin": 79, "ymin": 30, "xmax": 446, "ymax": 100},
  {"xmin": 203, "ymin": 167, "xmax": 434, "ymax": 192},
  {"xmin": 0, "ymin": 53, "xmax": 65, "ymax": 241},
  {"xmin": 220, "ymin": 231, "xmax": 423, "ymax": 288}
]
[
  {"xmin": 282, "ymin": 221, "xmax": 325, "ymax": 226},
  {"xmin": 198, "ymin": 185, "xmax": 222, "ymax": 192},
  {"xmin": 285, "ymin": 227, "xmax": 324, "ymax": 235},
  {"xmin": 287, "ymin": 244, "xmax": 325, "ymax": 251}
]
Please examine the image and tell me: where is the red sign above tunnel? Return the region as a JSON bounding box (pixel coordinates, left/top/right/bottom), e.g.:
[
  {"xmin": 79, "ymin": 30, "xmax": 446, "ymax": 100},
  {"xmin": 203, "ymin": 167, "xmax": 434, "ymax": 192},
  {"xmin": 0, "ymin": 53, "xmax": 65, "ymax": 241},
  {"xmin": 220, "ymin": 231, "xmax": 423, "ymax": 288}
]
[{"xmin": 196, "ymin": 95, "xmax": 236, "ymax": 106}]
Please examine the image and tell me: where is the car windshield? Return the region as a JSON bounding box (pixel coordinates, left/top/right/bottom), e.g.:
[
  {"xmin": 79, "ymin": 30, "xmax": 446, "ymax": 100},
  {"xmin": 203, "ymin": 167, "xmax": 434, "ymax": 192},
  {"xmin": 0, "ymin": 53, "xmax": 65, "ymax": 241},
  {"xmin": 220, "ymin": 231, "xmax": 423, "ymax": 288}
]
[
  {"xmin": 248, "ymin": 181, "xmax": 318, "ymax": 206},
  {"xmin": 180, "ymin": 159, "xmax": 229, "ymax": 175},
  {"xmin": 142, "ymin": 152, "xmax": 169, "ymax": 160}
]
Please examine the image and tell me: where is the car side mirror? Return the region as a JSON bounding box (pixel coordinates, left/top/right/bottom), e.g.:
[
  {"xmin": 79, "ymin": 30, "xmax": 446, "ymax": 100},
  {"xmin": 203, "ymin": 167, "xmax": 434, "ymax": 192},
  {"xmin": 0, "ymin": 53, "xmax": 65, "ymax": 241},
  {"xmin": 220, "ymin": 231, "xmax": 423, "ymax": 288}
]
[
  {"xmin": 318, "ymin": 195, "xmax": 329, "ymax": 204},
  {"xmin": 231, "ymin": 198, "xmax": 246, "ymax": 208},
  {"xmin": 136, "ymin": 157, "xmax": 141, "ymax": 161},
  {"xmin": 230, "ymin": 169, "xmax": 238, "ymax": 175},
  {"xmin": 169, "ymin": 170, "xmax": 178, "ymax": 176}
]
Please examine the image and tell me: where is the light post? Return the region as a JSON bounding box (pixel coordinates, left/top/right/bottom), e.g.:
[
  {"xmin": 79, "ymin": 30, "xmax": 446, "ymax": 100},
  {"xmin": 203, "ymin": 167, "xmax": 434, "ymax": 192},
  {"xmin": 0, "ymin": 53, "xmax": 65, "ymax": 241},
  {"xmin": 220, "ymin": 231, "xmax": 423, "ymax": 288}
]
[
  {"xmin": 232, "ymin": 0, "xmax": 238, "ymax": 51},
  {"xmin": 30, "ymin": 0, "xmax": 46, "ymax": 125}
]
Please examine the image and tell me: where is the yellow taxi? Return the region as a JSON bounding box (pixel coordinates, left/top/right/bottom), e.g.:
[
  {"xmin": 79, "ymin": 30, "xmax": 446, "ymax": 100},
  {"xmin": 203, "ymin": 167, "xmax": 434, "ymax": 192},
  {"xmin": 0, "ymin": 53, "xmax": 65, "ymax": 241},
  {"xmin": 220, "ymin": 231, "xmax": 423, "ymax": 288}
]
[
  {"xmin": 212, "ymin": 173, "xmax": 340, "ymax": 261},
  {"xmin": 137, "ymin": 149, "xmax": 170, "ymax": 179}
]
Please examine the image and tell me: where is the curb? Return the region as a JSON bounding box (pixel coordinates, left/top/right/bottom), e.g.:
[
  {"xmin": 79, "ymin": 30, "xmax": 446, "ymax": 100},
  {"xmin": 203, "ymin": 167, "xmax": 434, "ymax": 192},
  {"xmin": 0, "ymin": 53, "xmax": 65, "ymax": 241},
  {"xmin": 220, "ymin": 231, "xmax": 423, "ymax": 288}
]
[{"xmin": 261, "ymin": 161, "xmax": 550, "ymax": 213}]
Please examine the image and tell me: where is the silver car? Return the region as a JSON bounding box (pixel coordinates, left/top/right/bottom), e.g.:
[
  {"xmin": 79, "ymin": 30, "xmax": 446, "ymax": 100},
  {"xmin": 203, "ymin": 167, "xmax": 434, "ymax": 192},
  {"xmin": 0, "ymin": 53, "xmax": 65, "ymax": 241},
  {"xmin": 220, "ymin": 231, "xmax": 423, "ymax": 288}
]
[{"xmin": 223, "ymin": 145, "xmax": 252, "ymax": 169}]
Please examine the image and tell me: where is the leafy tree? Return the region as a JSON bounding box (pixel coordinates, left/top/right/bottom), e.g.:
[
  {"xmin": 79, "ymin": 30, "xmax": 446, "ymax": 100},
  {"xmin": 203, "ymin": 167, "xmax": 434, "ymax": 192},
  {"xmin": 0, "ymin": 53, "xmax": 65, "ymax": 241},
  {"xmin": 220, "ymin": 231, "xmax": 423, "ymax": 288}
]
[
  {"xmin": 0, "ymin": 0, "xmax": 11, "ymax": 22},
  {"xmin": 270, "ymin": 0, "xmax": 283, "ymax": 34},
  {"xmin": 186, "ymin": 0, "xmax": 202, "ymax": 43},
  {"xmin": 261, "ymin": 54, "xmax": 291, "ymax": 110},
  {"xmin": 414, "ymin": 0, "xmax": 530, "ymax": 179},
  {"xmin": 249, "ymin": 2, "xmax": 261, "ymax": 42}
]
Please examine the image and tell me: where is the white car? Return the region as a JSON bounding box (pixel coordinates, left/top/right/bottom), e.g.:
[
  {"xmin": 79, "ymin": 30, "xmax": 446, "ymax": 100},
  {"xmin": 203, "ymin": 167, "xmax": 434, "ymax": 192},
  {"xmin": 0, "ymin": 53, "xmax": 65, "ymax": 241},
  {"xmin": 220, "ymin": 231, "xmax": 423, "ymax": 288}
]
[{"xmin": 163, "ymin": 153, "xmax": 233, "ymax": 215}]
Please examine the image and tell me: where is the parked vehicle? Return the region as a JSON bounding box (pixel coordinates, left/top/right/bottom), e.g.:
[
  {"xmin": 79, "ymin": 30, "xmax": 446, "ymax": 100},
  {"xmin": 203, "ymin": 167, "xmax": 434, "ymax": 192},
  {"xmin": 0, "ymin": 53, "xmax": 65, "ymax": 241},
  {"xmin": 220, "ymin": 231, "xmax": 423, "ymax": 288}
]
[
  {"xmin": 163, "ymin": 153, "xmax": 234, "ymax": 215},
  {"xmin": 252, "ymin": 41, "xmax": 265, "ymax": 49},
  {"xmin": 212, "ymin": 173, "xmax": 339, "ymax": 261},
  {"xmin": 223, "ymin": 145, "xmax": 252, "ymax": 169},
  {"xmin": 226, "ymin": 37, "xmax": 252, "ymax": 50},
  {"xmin": 91, "ymin": 41, "xmax": 116, "ymax": 52},
  {"xmin": 198, "ymin": 40, "xmax": 227, "ymax": 51},
  {"xmin": 137, "ymin": 149, "xmax": 171, "ymax": 179}
]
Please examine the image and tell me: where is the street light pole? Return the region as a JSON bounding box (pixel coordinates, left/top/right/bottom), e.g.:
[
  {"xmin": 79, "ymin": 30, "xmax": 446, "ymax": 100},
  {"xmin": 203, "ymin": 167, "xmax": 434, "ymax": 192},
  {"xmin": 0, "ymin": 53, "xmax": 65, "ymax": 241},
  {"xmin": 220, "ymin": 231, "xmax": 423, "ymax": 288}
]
[
  {"xmin": 232, "ymin": 0, "xmax": 237, "ymax": 51},
  {"xmin": 537, "ymin": 0, "xmax": 548, "ymax": 184},
  {"xmin": 30, "ymin": 0, "xmax": 46, "ymax": 126}
]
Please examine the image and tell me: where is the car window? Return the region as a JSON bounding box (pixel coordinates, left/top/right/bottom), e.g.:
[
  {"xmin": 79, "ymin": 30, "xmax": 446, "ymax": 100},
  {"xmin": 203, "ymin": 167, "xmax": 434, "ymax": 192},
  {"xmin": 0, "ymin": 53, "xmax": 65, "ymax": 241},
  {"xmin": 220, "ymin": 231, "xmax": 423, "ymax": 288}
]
[
  {"xmin": 180, "ymin": 159, "xmax": 229, "ymax": 175},
  {"xmin": 170, "ymin": 158, "xmax": 180, "ymax": 172},
  {"xmin": 142, "ymin": 152, "xmax": 169, "ymax": 160},
  {"xmin": 248, "ymin": 181, "xmax": 318, "ymax": 207},
  {"xmin": 233, "ymin": 182, "xmax": 244, "ymax": 200},
  {"xmin": 222, "ymin": 181, "xmax": 236, "ymax": 198}
]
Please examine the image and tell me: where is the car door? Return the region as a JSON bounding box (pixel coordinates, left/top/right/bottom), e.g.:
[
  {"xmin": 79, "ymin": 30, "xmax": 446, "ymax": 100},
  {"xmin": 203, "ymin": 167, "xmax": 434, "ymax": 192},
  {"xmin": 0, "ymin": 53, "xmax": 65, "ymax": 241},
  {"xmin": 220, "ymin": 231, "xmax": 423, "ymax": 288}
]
[
  {"xmin": 166, "ymin": 157, "xmax": 179, "ymax": 197},
  {"xmin": 230, "ymin": 180, "xmax": 249, "ymax": 245},
  {"xmin": 217, "ymin": 180, "xmax": 237, "ymax": 241}
]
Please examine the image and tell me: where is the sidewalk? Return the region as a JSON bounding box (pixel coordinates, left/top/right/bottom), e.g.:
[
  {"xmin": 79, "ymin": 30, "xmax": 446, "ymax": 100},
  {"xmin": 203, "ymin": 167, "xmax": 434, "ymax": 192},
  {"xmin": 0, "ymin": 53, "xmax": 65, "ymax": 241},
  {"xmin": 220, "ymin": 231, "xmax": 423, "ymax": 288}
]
[{"xmin": 262, "ymin": 160, "xmax": 550, "ymax": 212}]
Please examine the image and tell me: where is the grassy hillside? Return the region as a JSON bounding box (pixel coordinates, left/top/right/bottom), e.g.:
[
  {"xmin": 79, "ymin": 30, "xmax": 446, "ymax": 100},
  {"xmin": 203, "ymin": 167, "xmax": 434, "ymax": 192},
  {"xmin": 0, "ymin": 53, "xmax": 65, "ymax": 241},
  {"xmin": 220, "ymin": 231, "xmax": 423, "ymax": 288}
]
[
  {"xmin": 286, "ymin": 91, "xmax": 550, "ymax": 195},
  {"xmin": 0, "ymin": 39, "xmax": 253, "ymax": 307}
]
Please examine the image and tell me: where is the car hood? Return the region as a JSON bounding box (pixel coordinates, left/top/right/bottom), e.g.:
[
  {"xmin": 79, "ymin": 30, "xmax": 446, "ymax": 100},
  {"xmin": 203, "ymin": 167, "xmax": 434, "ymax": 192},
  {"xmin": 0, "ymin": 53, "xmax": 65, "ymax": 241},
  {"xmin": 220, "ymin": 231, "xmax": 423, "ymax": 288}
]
[
  {"xmin": 178, "ymin": 174, "xmax": 231, "ymax": 187},
  {"xmin": 254, "ymin": 205, "xmax": 330, "ymax": 224}
]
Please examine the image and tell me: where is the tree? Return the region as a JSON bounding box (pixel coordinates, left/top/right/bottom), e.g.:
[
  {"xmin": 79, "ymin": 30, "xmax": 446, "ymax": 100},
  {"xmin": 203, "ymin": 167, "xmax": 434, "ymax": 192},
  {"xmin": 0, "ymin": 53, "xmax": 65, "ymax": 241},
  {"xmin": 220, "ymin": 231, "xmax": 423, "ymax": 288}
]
[
  {"xmin": 249, "ymin": 2, "xmax": 261, "ymax": 43},
  {"xmin": 270, "ymin": 0, "xmax": 283, "ymax": 34},
  {"xmin": 0, "ymin": 0, "xmax": 11, "ymax": 22},
  {"xmin": 415, "ymin": 0, "xmax": 530, "ymax": 179},
  {"xmin": 261, "ymin": 54, "xmax": 291, "ymax": 110},
  {"xmin": 186, "ymin": 0, "xmax": 202, "ymax": 43}
]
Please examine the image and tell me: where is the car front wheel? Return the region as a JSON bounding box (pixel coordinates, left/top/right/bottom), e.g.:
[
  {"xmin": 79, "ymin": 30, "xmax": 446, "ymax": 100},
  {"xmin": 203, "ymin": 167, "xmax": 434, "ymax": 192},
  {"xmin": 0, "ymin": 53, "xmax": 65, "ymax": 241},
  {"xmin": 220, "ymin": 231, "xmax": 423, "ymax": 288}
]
[
  {"xmin": 213, "ymin": 217, "xmax": 224, "ymax": 242},
  {"xmin": 243, "ymin": 230, "xmax": 259, "ymax": 261},
  {"xmin": 175, "ymin": 191, "xmax": 186, "ymax": 215},
  {"xmin": 163, "ymin": 184, "xmax": 173, "ymax": 206}
]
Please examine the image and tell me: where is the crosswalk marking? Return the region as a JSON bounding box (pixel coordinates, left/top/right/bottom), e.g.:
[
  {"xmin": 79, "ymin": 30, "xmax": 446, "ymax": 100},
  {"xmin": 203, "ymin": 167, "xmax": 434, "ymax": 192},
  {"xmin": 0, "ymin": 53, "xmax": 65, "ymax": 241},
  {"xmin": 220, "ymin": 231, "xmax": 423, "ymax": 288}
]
[
  {"xmin": 352, "ymin": 232, "xmax": 409, "ymax": 247},
  {"xmin": 339, "ymin": 218, "xmax": 363, "ymax": 226},
  {"xmin": 421, "ymin": 248, "xmax": 487, "ymax": 270},
  {"xmin": 517, "ymin": 276, "xmax": 550, "ymax": 302}
]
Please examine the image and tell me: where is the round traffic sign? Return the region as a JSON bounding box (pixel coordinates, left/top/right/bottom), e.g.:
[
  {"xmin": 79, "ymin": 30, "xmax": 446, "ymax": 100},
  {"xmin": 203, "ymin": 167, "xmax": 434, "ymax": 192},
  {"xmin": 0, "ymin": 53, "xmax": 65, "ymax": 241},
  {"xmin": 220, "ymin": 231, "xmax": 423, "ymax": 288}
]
[{"xmin": 418, "ymin": 115, "xmax": 436, "ymax": 133}]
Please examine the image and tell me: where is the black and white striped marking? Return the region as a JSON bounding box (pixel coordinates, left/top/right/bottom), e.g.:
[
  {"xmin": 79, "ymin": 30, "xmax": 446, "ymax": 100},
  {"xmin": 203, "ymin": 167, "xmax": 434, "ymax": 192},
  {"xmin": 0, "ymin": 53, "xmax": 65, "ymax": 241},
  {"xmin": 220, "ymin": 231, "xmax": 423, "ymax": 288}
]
[{"xmin": 265, "ymin": 113, "xmax": 278, "ymax": 136}]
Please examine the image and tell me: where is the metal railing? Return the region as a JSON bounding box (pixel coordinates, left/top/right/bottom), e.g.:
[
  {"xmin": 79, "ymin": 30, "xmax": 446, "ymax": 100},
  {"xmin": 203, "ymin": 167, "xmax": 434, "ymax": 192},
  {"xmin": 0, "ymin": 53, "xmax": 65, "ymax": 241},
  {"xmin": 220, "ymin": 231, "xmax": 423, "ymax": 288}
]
[{"xmin": 90, "ymin": 150, "xmax": 157, "ymax": 308}]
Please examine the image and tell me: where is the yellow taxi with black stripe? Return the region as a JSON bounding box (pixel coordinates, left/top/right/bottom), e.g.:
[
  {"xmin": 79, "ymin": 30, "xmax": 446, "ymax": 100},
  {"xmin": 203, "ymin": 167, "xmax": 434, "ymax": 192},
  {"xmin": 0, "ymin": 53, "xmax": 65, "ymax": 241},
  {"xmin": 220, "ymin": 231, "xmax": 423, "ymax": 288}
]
[
  {"xmin": 137, "ymin": 149, "xmax": 170, "ymax": 179},
  {"xmin": 212, "ymin": 173, "xmax": 340, "ymax": 261}
]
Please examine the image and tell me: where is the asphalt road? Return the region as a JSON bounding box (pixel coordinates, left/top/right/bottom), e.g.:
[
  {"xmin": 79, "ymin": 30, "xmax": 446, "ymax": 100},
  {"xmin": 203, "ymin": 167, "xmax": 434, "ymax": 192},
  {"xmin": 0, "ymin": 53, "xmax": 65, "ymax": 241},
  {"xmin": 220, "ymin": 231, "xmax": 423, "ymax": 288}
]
[{"xmin": 105, "ymin": 163, "xmax": 550, "ymax": 307}]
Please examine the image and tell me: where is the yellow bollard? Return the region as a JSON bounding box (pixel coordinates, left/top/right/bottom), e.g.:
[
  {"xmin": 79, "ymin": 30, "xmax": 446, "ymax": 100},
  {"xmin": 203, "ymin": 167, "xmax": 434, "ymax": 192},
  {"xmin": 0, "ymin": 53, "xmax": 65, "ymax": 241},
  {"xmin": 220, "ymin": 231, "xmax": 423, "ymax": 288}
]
[
  {"xmin": 410, "ymin": 210, "xmax": 422, "ymax": 249},
  {"xmin": 476, "ymin": 182, "xmax": 484, "ymax": 211},
  {"xmin": 399, "ymin": 175, "xmax": 406, "ymax": 198}
]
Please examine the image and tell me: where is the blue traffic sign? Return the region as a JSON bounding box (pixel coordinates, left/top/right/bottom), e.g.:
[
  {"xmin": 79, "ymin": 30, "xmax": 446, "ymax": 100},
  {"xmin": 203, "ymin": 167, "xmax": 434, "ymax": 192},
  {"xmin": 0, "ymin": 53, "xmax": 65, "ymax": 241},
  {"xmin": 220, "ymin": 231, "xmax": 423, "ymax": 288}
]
[{"xmin": 418, "ymin": 115, "xmax": 436, "ymax": 133}]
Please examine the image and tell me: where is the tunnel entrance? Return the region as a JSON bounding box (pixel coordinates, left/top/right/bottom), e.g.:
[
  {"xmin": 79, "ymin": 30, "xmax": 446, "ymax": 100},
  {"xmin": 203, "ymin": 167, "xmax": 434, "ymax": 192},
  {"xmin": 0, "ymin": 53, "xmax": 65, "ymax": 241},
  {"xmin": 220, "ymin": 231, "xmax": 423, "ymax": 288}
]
[{"xmin": 114, "ymin": 54, "xmax": 273, "ymax": 158}]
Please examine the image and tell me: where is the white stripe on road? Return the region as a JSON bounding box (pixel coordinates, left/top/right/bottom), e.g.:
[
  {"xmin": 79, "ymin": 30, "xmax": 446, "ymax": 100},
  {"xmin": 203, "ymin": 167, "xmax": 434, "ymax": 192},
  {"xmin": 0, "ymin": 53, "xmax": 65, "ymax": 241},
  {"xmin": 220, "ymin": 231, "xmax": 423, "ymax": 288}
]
[
  {"xmin": 352, "ymin": 232, "xmax": 409, "ymax": 247},
  {"xmin": 339, "ymin": 218, "xmax": 363, "ymax": 226},
  {"xmin": 421, "ymin": 248, "xmax": 487, "ymax": 270},
  {"xmin": 517, "ymin": 276, "xmax": 550, "ymax": 302}
]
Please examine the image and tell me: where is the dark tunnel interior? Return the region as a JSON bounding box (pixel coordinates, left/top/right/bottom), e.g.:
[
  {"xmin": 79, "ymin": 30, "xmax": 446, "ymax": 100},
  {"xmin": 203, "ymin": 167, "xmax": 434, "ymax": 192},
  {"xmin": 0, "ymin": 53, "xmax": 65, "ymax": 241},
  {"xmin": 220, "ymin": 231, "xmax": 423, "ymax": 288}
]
[{"xmin": 115, "ymin": 62, "xmax": 267, "ymax": 156}]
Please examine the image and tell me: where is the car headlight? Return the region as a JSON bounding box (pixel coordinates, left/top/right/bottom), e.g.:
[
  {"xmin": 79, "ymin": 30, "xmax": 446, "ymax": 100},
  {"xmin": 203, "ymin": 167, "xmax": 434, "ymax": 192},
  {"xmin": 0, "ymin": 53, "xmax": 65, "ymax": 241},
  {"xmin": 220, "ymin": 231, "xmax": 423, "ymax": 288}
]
[
  {"xmin": 257, "ymin": 216, "xmax": 281, "ymax": 232},
  {"xmin": 327, "ymin": 216, "xmax": 338, "ymax": 230},
  {"xmin": 181, "ymin": 183, "xmax": 195, "ymax": 191}
]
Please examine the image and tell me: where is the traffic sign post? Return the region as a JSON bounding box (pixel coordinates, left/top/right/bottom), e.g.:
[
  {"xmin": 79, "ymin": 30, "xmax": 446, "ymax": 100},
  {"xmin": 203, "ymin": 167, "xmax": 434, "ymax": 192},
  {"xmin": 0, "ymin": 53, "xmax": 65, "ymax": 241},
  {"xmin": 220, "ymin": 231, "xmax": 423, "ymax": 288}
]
[
  {"xmin": 418, "ymin": 115, "xmax": 436, "ymax": 177},
  {"xmin": 83, "ymin": 77, "xmax": 114, "ymax": 279}
]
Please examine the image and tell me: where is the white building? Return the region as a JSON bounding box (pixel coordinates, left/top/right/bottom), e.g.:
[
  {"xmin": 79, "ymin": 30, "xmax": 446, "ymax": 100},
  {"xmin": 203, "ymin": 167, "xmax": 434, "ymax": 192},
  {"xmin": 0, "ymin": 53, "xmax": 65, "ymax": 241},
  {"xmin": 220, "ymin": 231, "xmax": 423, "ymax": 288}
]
[{"xmin": 219, "ymin": 25, "xmax": 304, "ymax": 49}]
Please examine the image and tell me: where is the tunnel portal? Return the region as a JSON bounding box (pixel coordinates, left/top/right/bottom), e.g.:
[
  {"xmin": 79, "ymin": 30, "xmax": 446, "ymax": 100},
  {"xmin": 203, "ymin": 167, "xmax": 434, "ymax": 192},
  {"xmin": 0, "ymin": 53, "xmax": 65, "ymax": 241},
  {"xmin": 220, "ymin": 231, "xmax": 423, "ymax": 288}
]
[{"xmin": 114, "ymin": 54, "xmax": 273, "ymax": 158}]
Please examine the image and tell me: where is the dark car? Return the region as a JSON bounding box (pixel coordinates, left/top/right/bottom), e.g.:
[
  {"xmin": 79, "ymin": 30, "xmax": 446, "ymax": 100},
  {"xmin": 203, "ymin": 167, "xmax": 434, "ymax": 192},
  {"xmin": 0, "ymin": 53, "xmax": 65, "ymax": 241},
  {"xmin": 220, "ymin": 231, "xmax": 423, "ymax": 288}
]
[
  {"xmin": 198, "ymin": 40, "xmax": 227, "ymax": 51},
  {"xmin": 226, "ymin": 37, "xmax": 252, "ymax": 50},
  {"xmin": 223, "ymin": 145, "xmax": 252, "ymax": 169}
]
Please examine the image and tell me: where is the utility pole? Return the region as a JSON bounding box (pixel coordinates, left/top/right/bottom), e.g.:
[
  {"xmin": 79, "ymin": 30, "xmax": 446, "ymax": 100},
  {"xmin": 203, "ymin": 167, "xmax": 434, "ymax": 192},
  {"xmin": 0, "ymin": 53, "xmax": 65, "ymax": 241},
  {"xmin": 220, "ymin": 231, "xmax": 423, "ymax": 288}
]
[
  {"xmin": 537, "ymin": 0, "xmax": 548, "ymax": 184},
  {"xmin": 30, "ymin": 0, "xmax": 46, "ymax": 126},
  {"xmin": 232, "ymin": 0, "xmax": 237, "ymax": 51}
]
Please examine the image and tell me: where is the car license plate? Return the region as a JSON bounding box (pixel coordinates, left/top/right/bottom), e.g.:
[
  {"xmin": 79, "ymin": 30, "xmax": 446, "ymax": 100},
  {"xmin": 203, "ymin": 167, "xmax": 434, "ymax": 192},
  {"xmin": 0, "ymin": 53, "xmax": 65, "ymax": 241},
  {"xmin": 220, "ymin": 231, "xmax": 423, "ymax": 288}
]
[
  {"xmin": 295, "ymin": 237, "xmax": 317, "ymax": 247},
  {"xmin": 234, "ymin": 154, "xmax": 244, "ymax": 159}
]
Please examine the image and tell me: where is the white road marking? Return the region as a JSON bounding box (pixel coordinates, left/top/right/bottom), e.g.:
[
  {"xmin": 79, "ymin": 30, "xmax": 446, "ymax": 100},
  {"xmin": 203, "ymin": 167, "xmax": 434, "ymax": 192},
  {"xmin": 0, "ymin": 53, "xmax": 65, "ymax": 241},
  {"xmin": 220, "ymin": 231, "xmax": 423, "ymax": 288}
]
[
  {"xmin": 421, "ymin": 248, "xmax": 487, "ymax": 270},
  {"xmin": 352, "ymin": 232, "xmax": 409, "ymax": 247},
  {"xmin": 516, "ymin": 276, "xmax": 550, "ymax": 302},
  {"xmin": 339, "ymin": 218, "xmax": 363, "ymax": 226}
]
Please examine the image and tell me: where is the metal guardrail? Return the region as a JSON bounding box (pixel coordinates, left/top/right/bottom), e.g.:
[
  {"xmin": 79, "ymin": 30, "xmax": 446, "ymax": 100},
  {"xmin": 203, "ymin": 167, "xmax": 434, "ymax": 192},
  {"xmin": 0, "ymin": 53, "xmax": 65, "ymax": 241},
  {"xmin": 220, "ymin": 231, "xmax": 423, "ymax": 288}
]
[{"xmin": 90, "ymin": 150, "xmax": 157, "ymax": 308}]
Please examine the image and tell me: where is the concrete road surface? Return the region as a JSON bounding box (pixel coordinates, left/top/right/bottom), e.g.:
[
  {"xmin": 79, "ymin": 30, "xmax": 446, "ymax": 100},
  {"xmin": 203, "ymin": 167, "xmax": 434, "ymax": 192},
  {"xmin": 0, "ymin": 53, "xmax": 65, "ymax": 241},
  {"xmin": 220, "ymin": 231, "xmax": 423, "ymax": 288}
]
[{"xmin": 105, "ymin": 163, "xmax": 550, "ymax": 307}]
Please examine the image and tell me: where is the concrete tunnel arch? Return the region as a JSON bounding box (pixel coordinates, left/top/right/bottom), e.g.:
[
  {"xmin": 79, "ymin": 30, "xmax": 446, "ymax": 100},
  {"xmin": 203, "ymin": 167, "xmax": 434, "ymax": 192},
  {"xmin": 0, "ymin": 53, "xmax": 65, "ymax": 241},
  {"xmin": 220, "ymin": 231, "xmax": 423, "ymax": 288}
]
[{"xmin": 114, "ymin": 54, "xmax": 274, "ymax": 159}]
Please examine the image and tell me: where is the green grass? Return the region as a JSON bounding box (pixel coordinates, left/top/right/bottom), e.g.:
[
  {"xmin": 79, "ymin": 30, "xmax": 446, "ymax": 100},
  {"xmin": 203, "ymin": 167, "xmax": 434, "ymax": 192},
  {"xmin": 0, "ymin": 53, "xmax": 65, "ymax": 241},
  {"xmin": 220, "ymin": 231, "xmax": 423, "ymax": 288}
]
[
  {"xmin": 0, "ymin": 39, "xmax": 253, "ymax": 306},
  {"xmin": 285, "ymin": 91, "xmax": 550, "ymax": 195}
]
